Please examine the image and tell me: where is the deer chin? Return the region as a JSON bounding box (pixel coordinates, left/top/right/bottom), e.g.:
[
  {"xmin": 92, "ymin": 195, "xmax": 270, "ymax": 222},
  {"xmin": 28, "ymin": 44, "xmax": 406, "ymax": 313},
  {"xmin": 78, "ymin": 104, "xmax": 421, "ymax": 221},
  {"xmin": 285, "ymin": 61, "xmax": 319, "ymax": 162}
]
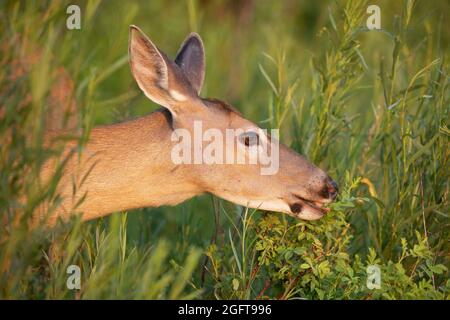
[
  {"xmin": 215, "ymin": 193, "xmax": 327, "ymax": 221},
  {"xmin": 217, "ymin": 193, "xmax": 289, "ymax": 212},
  {"xmin": 288, "ymin": 194, "xmax": 331, "ymax": 220},
  {"xmin": 288, "ymin": 201, "xmax": 329, "ymax": 220}
]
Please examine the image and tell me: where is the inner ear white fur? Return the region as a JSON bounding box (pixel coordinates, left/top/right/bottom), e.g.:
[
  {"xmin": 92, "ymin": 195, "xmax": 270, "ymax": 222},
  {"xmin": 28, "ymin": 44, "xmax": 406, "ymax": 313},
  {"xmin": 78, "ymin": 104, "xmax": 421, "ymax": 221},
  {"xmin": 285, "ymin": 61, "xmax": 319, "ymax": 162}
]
[{"xmin": 169, "ymin": 89, "xmax": 188, "ymax": 102}]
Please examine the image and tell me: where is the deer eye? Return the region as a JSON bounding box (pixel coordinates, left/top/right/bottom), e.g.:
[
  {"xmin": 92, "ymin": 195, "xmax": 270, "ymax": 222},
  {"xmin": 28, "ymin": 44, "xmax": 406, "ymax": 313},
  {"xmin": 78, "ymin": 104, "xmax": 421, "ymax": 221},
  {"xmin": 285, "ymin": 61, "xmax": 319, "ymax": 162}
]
[{"xmin": 239, "ymin": 131, "xmax": 259, "ymax": 147}]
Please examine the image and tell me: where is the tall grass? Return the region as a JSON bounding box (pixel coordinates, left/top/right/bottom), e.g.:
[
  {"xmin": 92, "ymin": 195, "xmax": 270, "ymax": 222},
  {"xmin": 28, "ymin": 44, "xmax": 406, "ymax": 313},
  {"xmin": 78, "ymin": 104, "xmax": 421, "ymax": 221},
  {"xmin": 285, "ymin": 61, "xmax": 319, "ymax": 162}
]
[
  {"xmin": 0, "ymin": 0, "xmax": 202, "ymax": 299},
  {"xmin": 0, "ymin": 0, "xmax": 448, "ymax": 299}
]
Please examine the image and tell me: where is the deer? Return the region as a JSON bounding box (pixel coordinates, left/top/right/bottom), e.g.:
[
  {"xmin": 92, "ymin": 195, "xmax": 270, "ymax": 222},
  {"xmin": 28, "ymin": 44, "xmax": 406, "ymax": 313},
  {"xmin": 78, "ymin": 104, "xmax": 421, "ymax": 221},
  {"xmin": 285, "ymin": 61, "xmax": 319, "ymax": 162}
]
[{"xmin": 39, "ymin": 25, "xmax": 338, "ymax": 226}]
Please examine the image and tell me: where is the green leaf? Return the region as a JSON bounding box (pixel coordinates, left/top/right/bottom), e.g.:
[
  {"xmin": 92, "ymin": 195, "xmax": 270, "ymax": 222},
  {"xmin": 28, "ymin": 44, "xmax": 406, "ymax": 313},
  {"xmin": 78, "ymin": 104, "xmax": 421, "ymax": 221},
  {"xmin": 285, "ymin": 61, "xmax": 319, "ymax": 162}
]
[{"xmin": 232, "ymin": 278, "xmax": 240, "ymax": 291}]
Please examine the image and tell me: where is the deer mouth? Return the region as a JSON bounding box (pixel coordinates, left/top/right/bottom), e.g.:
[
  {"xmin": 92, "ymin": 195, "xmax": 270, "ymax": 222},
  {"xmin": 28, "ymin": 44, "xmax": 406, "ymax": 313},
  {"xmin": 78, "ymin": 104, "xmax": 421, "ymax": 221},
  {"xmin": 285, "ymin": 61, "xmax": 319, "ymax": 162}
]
[{"xmin": 289, "ymin": 194, "xmax": 331, "ymax": 220}]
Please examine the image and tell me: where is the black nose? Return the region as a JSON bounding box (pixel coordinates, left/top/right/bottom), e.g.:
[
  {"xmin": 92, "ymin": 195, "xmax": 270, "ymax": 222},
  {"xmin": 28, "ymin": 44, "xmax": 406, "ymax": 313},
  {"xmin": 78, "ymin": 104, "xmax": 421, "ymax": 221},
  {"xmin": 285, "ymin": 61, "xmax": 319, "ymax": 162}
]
[{"xmin": 323, "ymin": 176, "xmax": 338, "ymax": 200}]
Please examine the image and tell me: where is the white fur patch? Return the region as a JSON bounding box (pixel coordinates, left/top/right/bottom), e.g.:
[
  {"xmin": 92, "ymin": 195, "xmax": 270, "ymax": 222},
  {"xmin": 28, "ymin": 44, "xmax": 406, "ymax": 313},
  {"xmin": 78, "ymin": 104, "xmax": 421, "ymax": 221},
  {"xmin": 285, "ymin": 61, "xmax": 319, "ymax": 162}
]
[
  {"xmin": 218, "ymin": 193, "xmax": 291, "ymax": 214},
  {"xmin": 217, "ymin": 193, "xmax": 324, "ymax": 220},
  {"xmin": 169, "ymin": 89, "xmax": 188, "ymax": 101}
]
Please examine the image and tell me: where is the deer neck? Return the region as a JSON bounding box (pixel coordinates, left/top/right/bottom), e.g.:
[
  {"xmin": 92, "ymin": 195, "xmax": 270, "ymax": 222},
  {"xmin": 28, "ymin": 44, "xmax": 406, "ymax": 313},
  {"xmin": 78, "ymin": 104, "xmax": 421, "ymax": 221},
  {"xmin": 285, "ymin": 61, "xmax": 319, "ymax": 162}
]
[{"xmin": 45, "ymin": 109, "xmax": 202, "ymax": 223}]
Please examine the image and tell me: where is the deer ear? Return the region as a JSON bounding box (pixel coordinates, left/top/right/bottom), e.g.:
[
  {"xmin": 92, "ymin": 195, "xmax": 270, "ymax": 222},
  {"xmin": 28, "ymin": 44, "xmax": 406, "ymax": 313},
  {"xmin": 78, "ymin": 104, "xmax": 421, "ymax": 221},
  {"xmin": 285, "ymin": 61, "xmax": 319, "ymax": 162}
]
[
  {"xmin": 175, "ymin": 33, "xmax": 205, "ymax": 95},
  {"xmin": 129, "ymin": 25, "xmax": 197, "ymax": 115}
]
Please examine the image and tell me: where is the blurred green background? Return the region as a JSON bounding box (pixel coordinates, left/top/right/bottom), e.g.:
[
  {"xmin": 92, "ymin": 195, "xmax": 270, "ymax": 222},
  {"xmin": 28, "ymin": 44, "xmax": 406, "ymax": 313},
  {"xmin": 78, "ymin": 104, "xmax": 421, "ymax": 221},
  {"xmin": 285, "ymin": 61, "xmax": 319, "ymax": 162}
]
[{"xmin": 0, "ymin": 0, "xmax": 448, "ymax": 299}]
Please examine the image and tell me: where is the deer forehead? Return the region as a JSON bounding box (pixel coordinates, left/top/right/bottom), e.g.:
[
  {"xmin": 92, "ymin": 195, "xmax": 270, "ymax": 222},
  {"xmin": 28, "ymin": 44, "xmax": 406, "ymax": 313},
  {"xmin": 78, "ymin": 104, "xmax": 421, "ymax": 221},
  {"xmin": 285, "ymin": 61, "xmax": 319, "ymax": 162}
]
[{"xmin": 180, "ymin": 111, "xmax": 258, "ymax": 133}]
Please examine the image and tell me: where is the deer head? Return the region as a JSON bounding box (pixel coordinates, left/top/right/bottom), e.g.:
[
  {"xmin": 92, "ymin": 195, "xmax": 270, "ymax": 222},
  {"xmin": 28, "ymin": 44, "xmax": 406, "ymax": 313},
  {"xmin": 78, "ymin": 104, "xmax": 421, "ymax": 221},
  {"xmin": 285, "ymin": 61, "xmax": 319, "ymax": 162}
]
[{"xmin": 129, "ymin": 26, "xmax": 338, "ymax": 220}]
